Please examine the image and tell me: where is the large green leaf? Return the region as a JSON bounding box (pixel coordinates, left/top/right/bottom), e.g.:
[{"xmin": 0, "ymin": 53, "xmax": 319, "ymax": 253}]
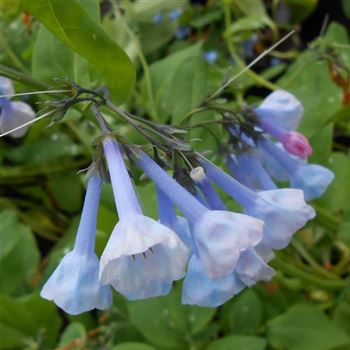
[
  {"xmin": 127, "ymin": 284, "xmax": 216, "ymax": 349},
  {"xmin": 0, "ymin": 210, "xmax": 40, "ymax": 295},
  {"xmin": 23, "ymin": 0, "xmax": 135, "ymax": 102},
  {"xmin": 267, "ymin": 304, "xmax": 350, "ymax": 350},
  {"xmin": 207, "ymin": 335, "xmax": 266, "ymax": 350},
  {"xmin": 32, "ymin": 0, "xmax": 99, "ymax": 86},
  {"xmin": 0, "ymin": 294, "xmax": 61, "ymax": 349},
  {"xmin": 113, "ymin": 343, "xmax": 156, "ymax": 350}
]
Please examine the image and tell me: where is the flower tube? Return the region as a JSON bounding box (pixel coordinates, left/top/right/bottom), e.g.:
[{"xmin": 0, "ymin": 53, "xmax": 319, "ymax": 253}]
[{"xmin": 41, "ymin": 174, "xmax": 112, "ymax": 315}]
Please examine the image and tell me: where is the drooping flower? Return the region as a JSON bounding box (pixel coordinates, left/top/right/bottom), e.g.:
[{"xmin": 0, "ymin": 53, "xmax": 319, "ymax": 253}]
[
  {"xmin": 260, "ymin": 139, "xmax": 334, "ymax": 201},
  {"xmin": 254, "ymin": 90, "xmax": 304, "ymax": 131},
  {"xmin": 41, "ymin": 174, "xmax": 112, "ymax": 315},
  {"xmin": 200, "ymin": 157, "xmax": 315, "ymax": 250},
  {"xmin": 99, "ymin": 138, "xmax": 189, "ymax": 299},
  {"xmin": 182, "ymin": 254, "xmax": 245, "ymax": 307},
  {"xmin": 136, "ymin": 151, "xmax": 264, "ymax": 279},
  {"xmin": 0, "ymin": 76, "xmax": 35, "ymax": 137}
]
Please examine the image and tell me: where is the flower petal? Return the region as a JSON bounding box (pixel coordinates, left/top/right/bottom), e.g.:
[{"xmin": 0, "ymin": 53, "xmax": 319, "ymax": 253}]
[
  {"xmin": 41, "ymin": 251, "xmax": 112, "ymax": 315},
  {"xmin": 290, "ymin": 164, "xmax": 334, "ymax": 201},
  {"xmin": 100, "ymin": 214, "xmax": 189, "ymax": 296},
  {"xmin": 246, "ymin": 189, "xmax": 315, "ymax": 249},
  {"xmin": 192, "ymin": 210, "xmax": 264, "ymax": 278},
  {"xmin": 182, "ymin": 254, "xmax": 244, "ymax": 307}
]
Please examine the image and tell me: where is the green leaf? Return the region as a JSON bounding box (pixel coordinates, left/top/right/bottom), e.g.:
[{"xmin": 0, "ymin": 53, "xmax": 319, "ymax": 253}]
[
  {"xmin": 207, "ymin": 335, "xmax": 266, "ymax": 350},
  {"xmin": 267, "ymin": 304, "xmax": 350, "ymax": 350},
  {"xmin": 127, "ymin": 284, "xmax": 216, "ymax": 349},
  {"xmin": 48, "ymin": 172, "xmax": 82, "ymax": 213},
  {"xmin": 164, "ymin": 56, "xmax": 207, "ymax": 124},
  {"xmin": 343, "ymin": 0, "xmax": 350, "ymax": 19},
  {"xmin": 59, "ymin": 322, "xmax": 86, "ymax": 348},
  {"xmin": 220, "ymin": 290, "xmax": 262, "ymax": 335},
  {"xmin": 0, "ymin": 210, "xmax": 40, "ymax": 295},
  {"xmin": 145, "ymin": 44, "xmax": 206, "ymax": 123},
  {"xmin": 0, "ymin": 294, "xmax": 61, "ymax": 349},
  {"xmin": 32, "ymin": 0, "xmax": 99, "ymax": 86},
  {"xmin": 23, "ymin": 0, "xmax": 135, "ymax": 102},
  {"xmin": 113, "ymin": 343, "xmax": 156, "ymax": 350}
]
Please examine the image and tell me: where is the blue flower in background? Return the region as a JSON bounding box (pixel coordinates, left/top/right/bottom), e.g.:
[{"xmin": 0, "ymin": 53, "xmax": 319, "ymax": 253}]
[
  {"xmin": 40, "ymin": 175, "xmax": 112, "ymax": 315},
  {"xmin": 99, "ymin": 138, "xmax": 189, "ymax": 299},
  {"xmin": 169, "ymin": 8, "xmax": 183, "ymax": 21},
  {"xmin": 175, "ymin": 26, "xmax": 191, "ymax": 39},
  {"xmin": 0, "ymin": 76, "xmax": 35, "ymax": 138},
  {"xmin": 203, "ymin": 50, "xmax": 218, "ymax": 64},
  {"xmin": 153, "ymin": 13, "xmax": 163, "ymax": 24}
]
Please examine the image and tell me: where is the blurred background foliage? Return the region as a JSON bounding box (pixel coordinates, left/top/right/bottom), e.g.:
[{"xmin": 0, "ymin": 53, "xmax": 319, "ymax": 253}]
[{"xmin": 0, "ymin": 0, "xmax": 350, "ymax": 349}]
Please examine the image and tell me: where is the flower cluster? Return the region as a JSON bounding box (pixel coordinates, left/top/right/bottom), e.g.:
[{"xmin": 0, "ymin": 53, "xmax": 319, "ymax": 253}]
[
  {"xmin": 41, "ymin": 90, "xmax": 334, "ymax": 314},
  {"xmin": 0, "ymin": 76, "xmax": 35, "ymax": 137}
]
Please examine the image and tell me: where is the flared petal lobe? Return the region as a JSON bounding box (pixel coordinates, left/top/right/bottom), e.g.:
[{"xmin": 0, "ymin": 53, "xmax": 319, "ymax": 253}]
[
  {"xmin": 99, "ymin": 214, "xmax": 189, "ymax": 298},
  {"xmin": 182, "ymin": 254, "xmax": 245, "ymax": 307},
  {"xmin": 41, "ymin": 252, "xmax": 112, "ymax": 315},
  {"xmin": 246, "ymin": 189, "xmax": 315, "ymax": 249},
  {"xmin": 192, "ymin": 210, "xmax": 264, "ymax": 278}
]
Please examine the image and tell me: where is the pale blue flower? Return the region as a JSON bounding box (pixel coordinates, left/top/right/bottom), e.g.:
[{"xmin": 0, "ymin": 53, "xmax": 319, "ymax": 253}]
[
  {"xmin": 201, "ymin": 158, "xmax": 315, "ymax": 250},
  {"xmin": 136, "ymin": 151, "xmax": 264, "ymax": 279},
  {"xmin": 0, "ymin": 76, "xmax": 35, "ymax": 138},
  {"xmin": 169, "ymin": 8, "xmax": 183, "ymax": 21},
  {"xmin": 175, "ymin": 26, "xmax": 190, "ymax": 39},
  {"xmin": 255, "ymin": 90, "xmax": 303, "ymax": 131},
  {"xmin": 41, "ymin": 175, "xmax": 112, "ymax": 315},
  {"xmin": 203, "ymin": 50, "xmax": 218, "ymax": 64},
  {"xmin": 182, "ymin": 254, "xmax": 245, "ymax": 307},
  {"xmin": 153, "ymin": 13, "xmax": 163, "ymax": 23},
  {"xmin": 260, "ymin": 140, "xmax": 334, "ymax": 201},
  {"xmin": 99, "ymin": 138, "xmax": 189, "ymax": 299}
]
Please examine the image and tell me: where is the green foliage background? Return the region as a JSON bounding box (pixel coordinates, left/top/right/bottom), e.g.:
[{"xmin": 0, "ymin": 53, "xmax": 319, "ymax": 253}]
[{"xmin": 0, "ymin": 1, "xmax": 350, "ymax": 349}]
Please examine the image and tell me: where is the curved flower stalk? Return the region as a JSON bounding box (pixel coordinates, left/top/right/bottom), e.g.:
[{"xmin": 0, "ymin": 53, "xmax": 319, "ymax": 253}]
[
  {"xmin": 200, "ymin": 158, "xmax": 315, "ymax": 250},
  {"xmin": 260, "ymin": 140, "xmax": 334, "ymax": 201},
  {"xmin": 41, "ymin": 175, "xmax": 112, "ymax": 315},
  {"xmin": 136, "ymin": 151, "xmax": 265, "ymax": 279},
  {"xmin": 99, "ymin": 138, "xmax": 189, "ymax": 299},
  {"xmin": 0, "ymin": 76, "xmax": 35, "ymax": 138}
]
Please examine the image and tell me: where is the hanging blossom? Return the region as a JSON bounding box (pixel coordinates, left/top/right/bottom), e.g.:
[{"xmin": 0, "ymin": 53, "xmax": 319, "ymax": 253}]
[
  {"xmin": 135, "ymin": 151, "xmax": 271, "ymax": 307},
  {"xmin": 99, "ymin": 137, "xmax": 190, "ymax": 300},
  {"xmin": 0, "ymin": 76, "xmax": 35, "ymax": 137},
  {"xmin": 41, "ymin": 174, "xmax": 112, "ymax": 315}
]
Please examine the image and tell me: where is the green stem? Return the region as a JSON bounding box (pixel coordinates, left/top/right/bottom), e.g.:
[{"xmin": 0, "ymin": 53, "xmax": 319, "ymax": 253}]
[
  {"xmin": 291, "ymin": 240, "xmax": 340, "ymax": 280},
  {"xmin": 313, "ymin": 204, "xmax": 340, "ymax": 231},
  {"xmin": 222, "ymin": 2, "xmax": 279, "ymax": 91},
  {"xmin": 1, "ymin": 38, "xmax": 29, "ymax": 73},
  {"xmin": 114, "ymin": 5, "xmax": 160, "ymax": 122},
  {"xmin": 272, "ymin": 256, "xmax": 346, "ymax": 290},
  {"xmin": 0, "ymin": 65, "xmax": 49, "ymax": 90}
]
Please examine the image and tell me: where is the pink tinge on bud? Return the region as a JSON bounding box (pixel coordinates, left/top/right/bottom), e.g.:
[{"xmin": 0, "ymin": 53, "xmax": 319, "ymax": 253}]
[{"xmin": 282, "ymin": 132, "xmax": 313, "ymax": 159}]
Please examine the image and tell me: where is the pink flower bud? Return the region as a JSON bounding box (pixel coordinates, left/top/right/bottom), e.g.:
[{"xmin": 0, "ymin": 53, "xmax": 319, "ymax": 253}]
[{"xmin": 282, "ymin": 132, "xmax": 312, "ymax": 159}]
